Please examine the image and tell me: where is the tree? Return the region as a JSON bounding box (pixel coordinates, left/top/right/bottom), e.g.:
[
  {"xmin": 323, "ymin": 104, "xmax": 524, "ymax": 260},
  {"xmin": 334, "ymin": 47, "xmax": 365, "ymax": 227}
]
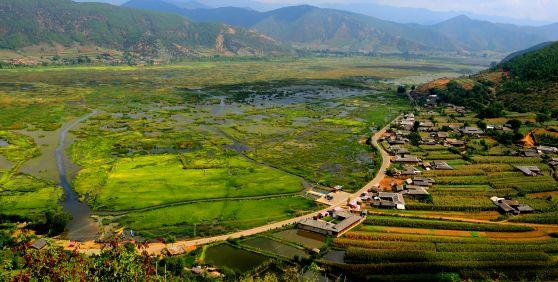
[
  {"xmin": 477, "ymin": 120, "xmax": 487, "ymax": 130},
  {"xmin": 478, "ymin": 103, "xmax": 503, "ymax": 118},
  {"xmin": 441, "ymin": 125, "xmax": 452, "ymax": 132},
  {"xmin": 507, "ymin": 119, "xmax": 522, "ymax": 131},
  {"xmin": 397, "ymin": 85, "xmax": 407, "ymax": 94},
  {"xmin": 44, "ymin": 210, "xmax": 70, "ymax": 236},
  {"xmin": 537, "ymin": 112, "xmax": 551, "ymax": 123},
  {"xmin": 412, "ymin": 121, "xmax": 420, "ymax": 132},
  {"xmin": 408, "ymin": 132, "xmax": 421, "ymax": 147}
]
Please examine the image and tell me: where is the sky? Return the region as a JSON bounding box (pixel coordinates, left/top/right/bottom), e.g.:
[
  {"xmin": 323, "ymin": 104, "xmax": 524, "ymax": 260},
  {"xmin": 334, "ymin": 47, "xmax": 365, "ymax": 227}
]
[{"xmin": 257, "ymin": 0, "xmax": 558, "ymax": 22}]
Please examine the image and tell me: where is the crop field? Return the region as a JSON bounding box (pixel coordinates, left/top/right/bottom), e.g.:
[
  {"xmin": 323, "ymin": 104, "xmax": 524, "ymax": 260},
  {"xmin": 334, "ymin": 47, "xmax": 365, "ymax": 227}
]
[
  {"xmin": 322, "ymin": 217, "xmax": 558, "ymax": 281},
  {"xmin": 372, "ymin": 103, "xmax": 558, "ymax": 260},
  {"xmin": 82, "ymin": 154, "xmax": 305, "ymax": 211}
]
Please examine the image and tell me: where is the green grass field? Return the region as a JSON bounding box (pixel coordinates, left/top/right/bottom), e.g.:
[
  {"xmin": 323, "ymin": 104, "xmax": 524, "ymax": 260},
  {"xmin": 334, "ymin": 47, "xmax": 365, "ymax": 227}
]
[
  {"xmin": 117, "ymin": 196, "xmax": 316, "ymax": 238},
  {"xmin": 83, "ymin": 154, "xmax": 305, "ymax": 211}
]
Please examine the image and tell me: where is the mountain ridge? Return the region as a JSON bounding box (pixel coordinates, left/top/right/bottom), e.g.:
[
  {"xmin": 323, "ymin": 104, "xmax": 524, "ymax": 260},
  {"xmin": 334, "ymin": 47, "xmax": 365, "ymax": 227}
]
[
  {"xmin": 122, "ymin": 0, "xmax": 558, "ymax": 54},
  {"xmin": 0, "ymin": 0, "xmax": 287, "ymax": 58}
]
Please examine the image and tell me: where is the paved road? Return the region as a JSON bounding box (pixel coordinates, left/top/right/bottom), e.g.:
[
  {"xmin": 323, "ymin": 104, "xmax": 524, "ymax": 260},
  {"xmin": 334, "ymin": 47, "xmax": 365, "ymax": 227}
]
[{"xmin": 143, "ymin": 116, "xmax": 398, "ymax": 255}]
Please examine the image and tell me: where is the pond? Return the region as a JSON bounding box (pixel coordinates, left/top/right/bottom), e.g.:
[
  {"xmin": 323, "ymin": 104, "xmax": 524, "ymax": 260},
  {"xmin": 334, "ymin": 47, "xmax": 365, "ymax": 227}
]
[
  {"xmin": 16, "ymin": 129, "xmax": 61, "ymax": 182},
  {"xmin": 272, "ymin": 229, "xmax": 325, "ymax": 249},
  {"xmin": 204, "ymin": 244, "xmax": 268, "ymax": 273},
  {"xmin": 0, "ymin": 139, "xmax": 8, "ymax": 147},
  {"xmin": 242, "ymin": 237, "xmax": 308, "ymax": 259}
]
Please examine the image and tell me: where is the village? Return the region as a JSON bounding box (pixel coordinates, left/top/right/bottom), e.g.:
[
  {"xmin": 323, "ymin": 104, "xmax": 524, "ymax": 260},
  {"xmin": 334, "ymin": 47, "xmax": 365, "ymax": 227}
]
[{"xmin": 298, "ymin": 102, "xmax": 558, "ymax": 237}]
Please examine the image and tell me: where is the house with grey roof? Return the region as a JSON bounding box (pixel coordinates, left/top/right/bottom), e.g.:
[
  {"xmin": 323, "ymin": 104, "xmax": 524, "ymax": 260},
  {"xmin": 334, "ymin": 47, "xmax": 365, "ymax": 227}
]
[
  {"xmin": 298, "ymin": 209, "xmax": 365, "ymax": 237},
  {"xmin": 516, "ymin": 166, "xmax": 542, "ymax": 176},
  {"xmin": 431, "ymin": 161, "xmax": 454, "ymax": 170},
  {"xmin": 403, "ymin": 186, "xmax": 430, "ymax": 196},
  {"xmin": 368, "ymin": 192, "xmax": 406, "ymax": 210},
  {"xmin": 394, "ymin": 155, "xmax": 421, "ymax": 163},
  {"xmin": 446, "ymin": 138, "xmax": 466, "ymax": 147},
  {"xmin": 460, "ymin": 127, "xmax": 484, "ymax": 136},
  {"xmin": 30, "ymin": 238, "xmax": 46, "ymax": 250},
  {"xmin": 490, "ymin": 197, "xmax": 535, "ymax": 215}
]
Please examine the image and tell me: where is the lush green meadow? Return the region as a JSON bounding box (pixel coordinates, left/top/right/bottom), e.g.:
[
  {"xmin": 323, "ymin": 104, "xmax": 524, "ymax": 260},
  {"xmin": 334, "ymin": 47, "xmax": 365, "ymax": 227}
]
[
  {"xmin": 0, "ymin": 130, "xmax": 60, "ymax": 219},
  {"xmin": 88, "ymin": 154, "xmax": 305, "ymax": 211},
  {"xmin": 117, "ymin": 196, "xmax": 315, "ymax": 238}
]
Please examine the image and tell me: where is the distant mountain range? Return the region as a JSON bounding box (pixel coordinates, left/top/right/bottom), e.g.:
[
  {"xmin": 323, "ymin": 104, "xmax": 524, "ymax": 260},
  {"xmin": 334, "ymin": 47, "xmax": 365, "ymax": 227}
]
[
  {"xmin": 317, "ymin": 2, "xmax": 553, "ymax": 26},
  {"xmin": 123, "ymin": 0, "xmax": 558, "ymax": 54},
  {"xmin": 2, "ymin": 0, "xmax": 557, "ymax": 59},
  {"xmin": 79, "ymin": 0, "xmax": 555, "ymax": 26},
  {"xmin": 0, "ymin": 0, "xmax": 286, "ymax": 58}
]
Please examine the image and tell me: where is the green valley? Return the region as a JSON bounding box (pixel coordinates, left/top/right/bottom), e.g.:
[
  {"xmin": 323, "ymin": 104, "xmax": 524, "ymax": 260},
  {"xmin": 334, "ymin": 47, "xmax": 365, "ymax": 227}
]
[{"xmin": 2, "ymin": 1, "xmax": 558, "ymax": 280}]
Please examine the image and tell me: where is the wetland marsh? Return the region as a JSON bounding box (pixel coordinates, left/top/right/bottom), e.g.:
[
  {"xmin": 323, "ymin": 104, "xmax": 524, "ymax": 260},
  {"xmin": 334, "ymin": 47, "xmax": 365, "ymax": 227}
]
[{"xmin": 0, "ymin": 57, "xmax": 482, "ymax": 240}]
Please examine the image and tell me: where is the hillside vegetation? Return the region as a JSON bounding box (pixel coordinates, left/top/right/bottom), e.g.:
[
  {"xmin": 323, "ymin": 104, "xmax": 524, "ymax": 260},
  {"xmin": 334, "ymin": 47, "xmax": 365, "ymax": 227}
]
[
  {"xmin": 0, "ymin": 0, "xmax": 285, "ymax": 58},
  {"xmin": 417, "ymin": 41, "xmax": 558, "ymax": 113},
  {"xmin": 124, "ymin": 0, "xmax": 558, "ymax": 54}
]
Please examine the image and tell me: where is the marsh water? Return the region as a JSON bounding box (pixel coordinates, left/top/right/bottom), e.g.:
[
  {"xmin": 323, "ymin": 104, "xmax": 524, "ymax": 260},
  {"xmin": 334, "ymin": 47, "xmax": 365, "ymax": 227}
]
[
  {"xmin": 204, "ymin": 244, "xmax": 268, "ymax": 272},
  {"xmin": 57, "ymin": 111, "xmax": 99, "ymax": 241},
  {"xmin": 50, "ymin": 86, "xmax": 374, "ymax": 241},
  {"xmin": 0, "ymin": 155, "xmax": 12, "ymax": 171}
]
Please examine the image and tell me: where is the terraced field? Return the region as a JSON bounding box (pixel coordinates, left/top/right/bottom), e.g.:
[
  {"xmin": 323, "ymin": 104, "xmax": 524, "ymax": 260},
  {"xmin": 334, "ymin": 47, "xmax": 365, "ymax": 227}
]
[{"xmin": 323, "ymin": 216, "xmax": 558, "ymax": 281}]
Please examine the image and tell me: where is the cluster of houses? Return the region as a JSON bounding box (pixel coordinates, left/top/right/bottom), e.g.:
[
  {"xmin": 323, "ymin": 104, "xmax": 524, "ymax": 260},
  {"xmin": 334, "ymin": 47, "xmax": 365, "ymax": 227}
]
[
  {"xmin": 517, "ymin": 146, "xmax": 558, "ymax": 158},
  {"xmin": 490, "ymin": 197, "xmax": 534, "ymax": 215},
  {"xmin": 392, "ymin": 113, "xmax": 485, "ymax": 148},
  {"xmin": 358, "ymin": 177, "xmax": 436, "ymax": 211},
  {"xmin": 300, "ymin": 108, "xmax": 557, "ymax": 238},
  {"xmin": 298, "ymin": 208, "xmax": 365, "ymax": 237},
  {"xmin": 3, "ymin": 57, "xmax": 40, "ymax": 66}
]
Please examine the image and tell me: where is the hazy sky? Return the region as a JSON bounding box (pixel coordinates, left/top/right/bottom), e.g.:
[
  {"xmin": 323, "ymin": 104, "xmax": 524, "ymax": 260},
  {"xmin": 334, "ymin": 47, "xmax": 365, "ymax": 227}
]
[{"xmin": 258, "ymin": 0, "xmax": 558, "ymax": 22}]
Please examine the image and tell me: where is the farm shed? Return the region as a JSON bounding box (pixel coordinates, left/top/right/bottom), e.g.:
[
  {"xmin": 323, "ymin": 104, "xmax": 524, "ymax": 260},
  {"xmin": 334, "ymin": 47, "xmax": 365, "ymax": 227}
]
[
  {"xmin": 394, "ymin": 156, "xmax": 421, "ymax": 163},
  {"xmin": 431, "ymin": 161, "xmax": 454, "ymax": 170},
  {"xmin": 516, "ymin": 166, "xmax": 542, "ymax": 176}
]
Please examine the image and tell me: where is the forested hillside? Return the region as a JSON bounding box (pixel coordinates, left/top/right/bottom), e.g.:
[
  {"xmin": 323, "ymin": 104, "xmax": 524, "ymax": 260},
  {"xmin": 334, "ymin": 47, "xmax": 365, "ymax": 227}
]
[
  {"xmin": 417, "ymin": 42, "xmax": 558, "ymax": 114},
  {"xmin": 0, "ymin": 0, "xmax": 285, "ymax": 58},
  {"xmin": 124, "ymin": 0, "xmax": 558, "ymax": 54}
]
